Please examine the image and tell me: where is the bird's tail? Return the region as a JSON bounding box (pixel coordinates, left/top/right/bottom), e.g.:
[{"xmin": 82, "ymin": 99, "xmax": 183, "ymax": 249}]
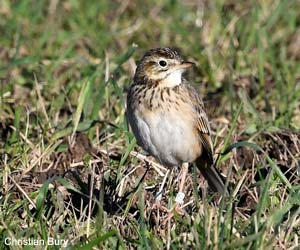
[{"xmin": 196, "ymin": 156, "xmax": 227, "ymax": 195}]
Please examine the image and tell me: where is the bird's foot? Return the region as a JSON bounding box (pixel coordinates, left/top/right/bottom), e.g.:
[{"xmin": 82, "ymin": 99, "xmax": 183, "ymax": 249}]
[
  {"xmin": 151, "ymin": 191, "xmax": 186, "ymax": 227},
  {"xmin": 151, "ymin": 199, "xmax": 170, "ymax": 213},
  {"xmin": 174, "ymin": 203, "xmax": 185, "ymax": 216}
]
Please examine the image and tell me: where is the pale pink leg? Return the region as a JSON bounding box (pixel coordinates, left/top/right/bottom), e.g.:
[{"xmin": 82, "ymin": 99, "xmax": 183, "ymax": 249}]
[{"xmin": 175, "ymin": 162, "xmax": 189, "ymax": 215}]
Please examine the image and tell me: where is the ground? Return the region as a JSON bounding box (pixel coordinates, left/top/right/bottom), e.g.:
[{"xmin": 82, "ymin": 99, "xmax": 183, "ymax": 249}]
[{"xmin": 0, "ymin": 1, "xmax": 300, "ymax": 249}]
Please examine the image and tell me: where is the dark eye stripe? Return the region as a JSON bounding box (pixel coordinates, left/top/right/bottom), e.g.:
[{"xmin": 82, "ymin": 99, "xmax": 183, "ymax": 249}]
[{"xmin": 159, "ymin": 68, "xmax": 168, "ymax": 72}]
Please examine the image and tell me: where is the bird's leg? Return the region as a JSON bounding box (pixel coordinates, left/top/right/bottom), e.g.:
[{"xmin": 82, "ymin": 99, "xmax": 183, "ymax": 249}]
[
  {"xmin": 175, "ymin": 162, "xmax": 189, "ymax": 215},
  {"xmin": 155, "ymin": 169, "xmax": 170, "ymax": 204}
]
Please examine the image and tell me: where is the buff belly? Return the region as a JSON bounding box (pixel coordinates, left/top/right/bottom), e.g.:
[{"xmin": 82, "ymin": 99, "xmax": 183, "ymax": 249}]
[{"xmin": 128, "ymin": 108, "xmax": 201, "ymax": 167}]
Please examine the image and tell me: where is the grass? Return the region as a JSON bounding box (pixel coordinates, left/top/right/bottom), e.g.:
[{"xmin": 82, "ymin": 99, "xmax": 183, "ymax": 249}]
[{"xmin": 1, "ymin": 0, "xmax": 300, "ymax": 249}]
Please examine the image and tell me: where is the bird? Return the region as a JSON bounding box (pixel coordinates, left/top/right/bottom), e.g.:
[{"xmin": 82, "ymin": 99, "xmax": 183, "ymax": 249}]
[{"xmin": 126, "ymin": 47, "xmax": 226, "ymax": 213}]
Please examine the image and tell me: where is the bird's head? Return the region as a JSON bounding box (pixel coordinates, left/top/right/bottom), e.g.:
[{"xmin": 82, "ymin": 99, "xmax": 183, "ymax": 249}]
[{"xmin": 134, "ymin": 48, "xmax": 194, "ymax": 87}]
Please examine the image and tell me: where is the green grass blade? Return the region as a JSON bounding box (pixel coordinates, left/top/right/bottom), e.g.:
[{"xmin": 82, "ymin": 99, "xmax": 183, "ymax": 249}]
[
  {"xmin": 72, "ymin": 80, "xmax": 93, "ymax": 139},
  {"xmin": 74, "ymin": 230, "xmax": 117, "ymax": 250}
]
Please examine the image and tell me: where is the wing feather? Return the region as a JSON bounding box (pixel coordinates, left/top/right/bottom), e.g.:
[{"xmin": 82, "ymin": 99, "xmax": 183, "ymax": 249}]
[
  {"xmin": 183, "ymin": 83, "xmax": 226, "ymax": 194},
  {"xmin": 184, "ymin": 84, "xmax": 214, "ymax": 163}
]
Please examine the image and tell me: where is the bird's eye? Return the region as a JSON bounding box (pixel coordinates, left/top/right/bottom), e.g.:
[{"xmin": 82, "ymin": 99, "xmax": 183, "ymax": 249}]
[{"xmin": 158, "ymin": 59, "xmax": 168, "ymax": 67}]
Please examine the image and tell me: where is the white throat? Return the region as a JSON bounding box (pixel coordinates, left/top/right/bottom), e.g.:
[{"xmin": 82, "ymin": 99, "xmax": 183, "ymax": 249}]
[{"xmin": 160, "ymin": 70, "xmax": 183, "ymax": 88}]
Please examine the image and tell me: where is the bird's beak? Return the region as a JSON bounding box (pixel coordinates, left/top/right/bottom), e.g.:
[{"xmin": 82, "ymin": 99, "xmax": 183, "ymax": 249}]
[{"xmin": 173, "ymin": 61, "xmax": 195, "ymax": 70}]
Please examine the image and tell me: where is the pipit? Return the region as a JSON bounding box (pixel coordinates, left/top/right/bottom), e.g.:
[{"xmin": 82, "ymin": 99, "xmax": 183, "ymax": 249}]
[{"xmin": 126, "ymin": 47, "xmax": 226, "ymax": 213}]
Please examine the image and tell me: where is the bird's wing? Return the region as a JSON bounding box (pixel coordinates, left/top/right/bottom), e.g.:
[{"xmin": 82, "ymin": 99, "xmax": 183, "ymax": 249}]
[
  {"xmin": 185, "ymin": 84, "xmax": 214, "ymax": 163},
  {"xmin": 196, "ymin": 108, "xmax": 214, "ymax": 163}
]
